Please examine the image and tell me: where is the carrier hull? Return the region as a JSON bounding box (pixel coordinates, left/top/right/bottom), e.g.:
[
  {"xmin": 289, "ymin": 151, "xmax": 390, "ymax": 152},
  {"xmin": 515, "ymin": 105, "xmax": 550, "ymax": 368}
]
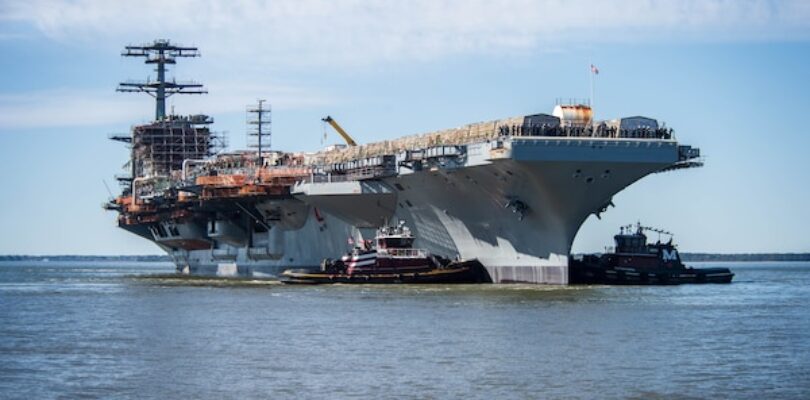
[
  {"xmin": 116, "ymin": 136, "xmax": 692, "ymax": 284},
  {"xmin": 115, "ymin": 137, "xmax": 694, "ymax": 284},
  {"xmin": 121, "ymin": 207, "xmax": 355, "ymax": 278}
]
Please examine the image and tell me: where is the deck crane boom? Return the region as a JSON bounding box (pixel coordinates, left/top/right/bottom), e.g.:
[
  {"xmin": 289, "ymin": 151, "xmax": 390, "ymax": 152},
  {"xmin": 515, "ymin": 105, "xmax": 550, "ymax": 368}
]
[{"xmin": 322, "ymin": 115, "xmax": 358, "ymax": 146}]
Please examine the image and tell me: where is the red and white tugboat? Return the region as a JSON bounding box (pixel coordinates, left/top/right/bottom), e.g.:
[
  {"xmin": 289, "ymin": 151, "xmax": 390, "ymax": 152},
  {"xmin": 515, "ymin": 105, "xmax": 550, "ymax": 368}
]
[
  {"xmin": 282, "ymin": 221, "xmax": 490, "ymax": 284},
  {"xmin": 570, "ymin": 223, "xmax": 734, "ymax": 285}
]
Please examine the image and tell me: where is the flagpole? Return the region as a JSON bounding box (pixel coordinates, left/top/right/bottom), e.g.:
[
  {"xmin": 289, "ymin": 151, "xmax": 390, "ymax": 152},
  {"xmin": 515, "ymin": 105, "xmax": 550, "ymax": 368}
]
[{"xmin": 589, "ymin": 61, "xmax": 595, "ymax": 125}]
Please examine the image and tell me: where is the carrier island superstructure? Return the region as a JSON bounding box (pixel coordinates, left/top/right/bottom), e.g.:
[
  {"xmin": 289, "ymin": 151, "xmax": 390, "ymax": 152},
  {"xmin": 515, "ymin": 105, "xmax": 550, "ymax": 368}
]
[{"xmin": 105, "ymin": 40, "xmax": 702, "ymax": 284}]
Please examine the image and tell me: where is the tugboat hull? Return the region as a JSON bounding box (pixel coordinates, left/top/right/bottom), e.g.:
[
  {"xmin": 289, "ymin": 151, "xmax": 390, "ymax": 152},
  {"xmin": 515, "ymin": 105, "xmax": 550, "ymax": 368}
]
[
  {"xmin": 569, "ymin": 261, "xmax": 734, "ymax": 285},
  {"xmin": 282, "ymin": 260, "xmax": 491, "ymax": 284}
]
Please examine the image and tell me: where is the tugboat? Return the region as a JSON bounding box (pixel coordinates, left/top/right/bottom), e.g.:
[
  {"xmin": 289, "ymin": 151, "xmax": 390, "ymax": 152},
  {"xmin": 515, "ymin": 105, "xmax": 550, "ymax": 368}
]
[
  {"xmin": 570, "ymin": 223, "xmax": 733, "ymax": 285},
  {"xmin": 282, "ymin": 221, "xmax": 491, "ymax": 284}
]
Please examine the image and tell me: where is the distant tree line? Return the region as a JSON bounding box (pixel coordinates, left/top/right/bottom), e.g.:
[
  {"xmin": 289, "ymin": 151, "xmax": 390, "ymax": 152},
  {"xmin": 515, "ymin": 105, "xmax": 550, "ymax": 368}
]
[
  {"xmin": 680, "ymin": 253, "xmax": 810, "ymax": 262},
  {"xmin": 0, "ymin": 255, "xmax": 171, "ymax": 262}
]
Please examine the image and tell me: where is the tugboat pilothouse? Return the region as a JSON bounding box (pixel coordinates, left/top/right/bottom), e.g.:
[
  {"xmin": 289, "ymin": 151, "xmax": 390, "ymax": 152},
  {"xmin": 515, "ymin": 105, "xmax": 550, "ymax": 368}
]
[
  {"xmin": 570, "ymin": 223, "xmax": 734, "ymax": 285},
  {"xmin": 282, "ymin": 221, "xmax": 490, "ymax": 284},
  {"xmin": 343, "ymin": 222, "xmax": 434, "ymax": 275}
]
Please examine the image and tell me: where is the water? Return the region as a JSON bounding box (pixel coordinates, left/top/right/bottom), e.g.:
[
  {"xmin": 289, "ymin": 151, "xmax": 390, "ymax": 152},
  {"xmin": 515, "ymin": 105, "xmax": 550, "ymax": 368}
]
[{"xmin": 1, "ymin": 261, "xmax": 808, "ymax": 399}]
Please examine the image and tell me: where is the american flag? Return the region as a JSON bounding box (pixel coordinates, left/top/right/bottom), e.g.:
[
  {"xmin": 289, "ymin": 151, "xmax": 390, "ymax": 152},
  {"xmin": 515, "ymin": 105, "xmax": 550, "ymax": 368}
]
[{"xmin": 591, "ymin": 64, "xmax": 599, "ymax": 75}]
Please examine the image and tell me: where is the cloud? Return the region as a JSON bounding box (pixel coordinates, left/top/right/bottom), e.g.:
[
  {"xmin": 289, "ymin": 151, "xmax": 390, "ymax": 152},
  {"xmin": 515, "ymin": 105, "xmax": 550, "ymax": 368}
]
[
  {"xmin": 2, "ymin": 0, "xmax": 809, "ymax": 67},
  {"xmin": 0, "ymin": 32, "xmax": 29, "ymax": 41},
  {"xmin": 186, "ymin": 80, "xmax": 336, "ymax": 114},
  {"xmin": 0, "ymin": 83, "xmax": 334, "ymax": 130},
  {"xmin": 0, "ymin": 89, "xmax": 146, "ymax": 130},
  {"xmin": 1, "ymin": 0, "xmax": 808, "ymax": 130}
]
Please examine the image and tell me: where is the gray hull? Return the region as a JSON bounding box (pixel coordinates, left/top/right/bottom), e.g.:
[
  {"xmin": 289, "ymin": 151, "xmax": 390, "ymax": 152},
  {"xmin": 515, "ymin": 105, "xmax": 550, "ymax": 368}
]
[
  {"xmin": 157, "ymin": 212, "xmax": 354, "ymax": 277},
  {"xmin": 122, "ymin": 137, "xmax": 694, "ymax": 284}
]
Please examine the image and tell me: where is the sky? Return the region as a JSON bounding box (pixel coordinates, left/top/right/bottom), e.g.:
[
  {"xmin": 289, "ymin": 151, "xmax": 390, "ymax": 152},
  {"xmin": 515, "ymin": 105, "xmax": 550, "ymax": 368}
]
[{"xmin": 0, "ymin": 0, "xmax": 809, "ymax": 255}]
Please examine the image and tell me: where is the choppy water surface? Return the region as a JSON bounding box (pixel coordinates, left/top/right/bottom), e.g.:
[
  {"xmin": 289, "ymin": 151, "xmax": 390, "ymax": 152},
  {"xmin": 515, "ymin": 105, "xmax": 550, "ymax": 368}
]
[{"xmin": 1, "ymin": 261, "xmax": 809, "ymax": 399}]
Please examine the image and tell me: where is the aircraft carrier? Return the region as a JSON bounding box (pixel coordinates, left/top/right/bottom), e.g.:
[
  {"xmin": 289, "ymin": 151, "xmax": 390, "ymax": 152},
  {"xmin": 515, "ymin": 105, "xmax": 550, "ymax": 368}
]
[{"xmin": 105, "ymin": 40, "xmax": 702, "ymax": 284}]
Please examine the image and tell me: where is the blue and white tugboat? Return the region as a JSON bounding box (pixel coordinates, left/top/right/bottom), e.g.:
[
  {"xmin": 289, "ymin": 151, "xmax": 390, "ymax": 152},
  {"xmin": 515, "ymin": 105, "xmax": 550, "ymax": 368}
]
[
  {"xmin": 282, "ymin": 221, "xmax": 490, "ymax": 284},
  {"xmin": 570, "ymin": 223, "xmax": 734, "ymax": 285}
]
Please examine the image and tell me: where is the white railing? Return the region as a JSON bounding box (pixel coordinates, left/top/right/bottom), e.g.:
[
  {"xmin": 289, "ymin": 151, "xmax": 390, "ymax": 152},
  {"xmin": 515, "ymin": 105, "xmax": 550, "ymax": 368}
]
[{"xmin": 380, "ymin": 248, "xmax": 427, "ymax": 258}]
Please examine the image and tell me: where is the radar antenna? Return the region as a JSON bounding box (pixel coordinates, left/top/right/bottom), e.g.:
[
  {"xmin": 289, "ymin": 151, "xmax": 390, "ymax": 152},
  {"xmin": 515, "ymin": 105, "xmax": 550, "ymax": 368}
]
[
  {"xmin": 247, "ymin": 100, "xmax": 272, "ymax": 165},
  {"xmin": 117, "ymin": 39, "xmax": 207, "ymax": 120}
]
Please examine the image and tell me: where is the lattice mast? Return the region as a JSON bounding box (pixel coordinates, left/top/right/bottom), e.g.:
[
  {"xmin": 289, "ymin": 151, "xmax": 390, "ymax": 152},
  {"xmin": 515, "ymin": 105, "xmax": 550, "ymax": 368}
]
[
  {"xmin": 247, "ymin": 100, "xmax": 271, "ymax": 164},
  {"xmin": 117, "ymin": 39, "xmax": 207, "ymax": 120}
]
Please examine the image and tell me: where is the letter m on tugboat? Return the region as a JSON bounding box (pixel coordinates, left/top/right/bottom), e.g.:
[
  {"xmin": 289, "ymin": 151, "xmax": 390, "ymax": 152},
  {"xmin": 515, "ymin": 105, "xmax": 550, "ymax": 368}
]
[{"xmin": 662, "ymin": 248, "xmax": 679, "ymax": 263}]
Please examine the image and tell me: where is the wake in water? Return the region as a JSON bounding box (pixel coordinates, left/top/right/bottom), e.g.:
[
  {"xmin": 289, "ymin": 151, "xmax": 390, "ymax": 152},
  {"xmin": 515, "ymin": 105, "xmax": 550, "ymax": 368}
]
[{"xmin": 129, "ymin": 273, "xmax": 285, "ymax": 288}]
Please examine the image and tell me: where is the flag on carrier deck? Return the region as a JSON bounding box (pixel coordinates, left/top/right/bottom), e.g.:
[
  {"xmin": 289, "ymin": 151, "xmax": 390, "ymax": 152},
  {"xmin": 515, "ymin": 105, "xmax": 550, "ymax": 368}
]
[{"xmin": 591, "ymin": 64, "xmax": 599, "ymax": 75}]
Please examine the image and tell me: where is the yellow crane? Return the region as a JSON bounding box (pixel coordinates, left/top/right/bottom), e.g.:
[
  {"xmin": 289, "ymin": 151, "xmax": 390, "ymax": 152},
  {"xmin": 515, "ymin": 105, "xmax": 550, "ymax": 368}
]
[{"xmin": 321, "ymin": 115, "xmax": 358, "ymax": 146}]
